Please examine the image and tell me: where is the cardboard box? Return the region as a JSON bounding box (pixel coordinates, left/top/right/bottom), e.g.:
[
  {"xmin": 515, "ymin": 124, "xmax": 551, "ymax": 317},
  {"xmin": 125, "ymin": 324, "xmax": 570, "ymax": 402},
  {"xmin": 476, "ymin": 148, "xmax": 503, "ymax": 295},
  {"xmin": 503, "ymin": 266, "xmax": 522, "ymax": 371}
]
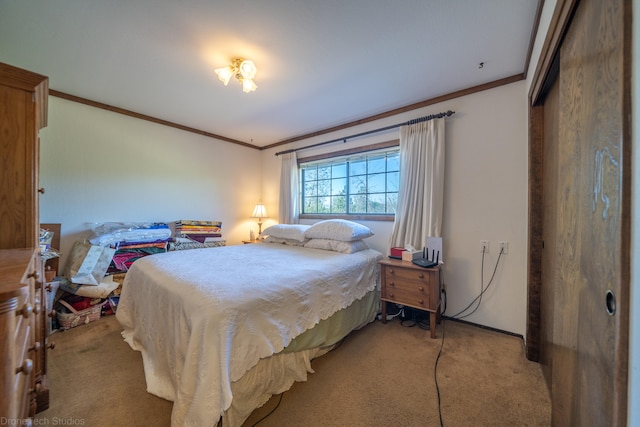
[{"xmin": 402, "ymin": 250, "xmax": 422, "ymax": 261}]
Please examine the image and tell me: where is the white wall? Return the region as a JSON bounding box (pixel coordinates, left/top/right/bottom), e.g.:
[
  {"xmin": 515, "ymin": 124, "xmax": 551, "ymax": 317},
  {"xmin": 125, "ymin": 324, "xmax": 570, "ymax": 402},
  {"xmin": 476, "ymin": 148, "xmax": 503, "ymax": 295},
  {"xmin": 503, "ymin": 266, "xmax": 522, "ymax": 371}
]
[
  {"xmin": 261, "ymin": 81, "xmax": 529, "ymax": 336},
  {"xmin": 39, "ymin": 97, "xmax": 262, "ymax": 268}
]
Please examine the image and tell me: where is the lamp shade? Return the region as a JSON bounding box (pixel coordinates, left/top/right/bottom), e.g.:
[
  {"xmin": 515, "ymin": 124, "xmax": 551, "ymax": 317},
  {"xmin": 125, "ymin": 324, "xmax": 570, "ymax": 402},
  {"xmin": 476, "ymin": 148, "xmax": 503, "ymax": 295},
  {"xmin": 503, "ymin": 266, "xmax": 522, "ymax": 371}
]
[
  {"xmin": 252, "ymin": 204, "xmax": 267, "ymax": 219},
  {"xmin": 242, "ymin": 78, "xmax": 257, "ymax": 93},
  {"xmin": 214, "ymin": 66, "xmax": 234, "ymax": 85}
]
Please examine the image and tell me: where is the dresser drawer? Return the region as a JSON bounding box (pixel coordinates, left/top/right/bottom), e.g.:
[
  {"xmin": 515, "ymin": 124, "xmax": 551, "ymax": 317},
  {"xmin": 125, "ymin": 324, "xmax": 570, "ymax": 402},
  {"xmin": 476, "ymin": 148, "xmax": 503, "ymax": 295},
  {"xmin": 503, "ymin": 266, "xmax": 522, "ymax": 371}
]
[
  {"xmin": 14, "ymin": 285, "xmax": 35, "ymax": 418},
  {"xmin": 13, "ymin": 328, "xmax": 34, "ymax": 419},
  {"xmin": 14, "ymin": 286, "xmax": 33, "ymax": 358},
  {"xmin": 1, "ymin": 249, "xmax": 41, "ymax": 419}
]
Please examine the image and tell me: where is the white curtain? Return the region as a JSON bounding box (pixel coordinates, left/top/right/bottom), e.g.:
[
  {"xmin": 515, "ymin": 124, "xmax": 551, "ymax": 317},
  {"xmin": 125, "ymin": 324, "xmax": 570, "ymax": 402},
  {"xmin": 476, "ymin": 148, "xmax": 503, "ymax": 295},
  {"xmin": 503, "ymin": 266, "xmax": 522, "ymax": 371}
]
[
  {"xmin": 389, "ymin": 118, "xmax": 445, "ymax": 251},
  {"xmin": 278, "ymin": 152, "xmax": 299, "ymax": 224}
]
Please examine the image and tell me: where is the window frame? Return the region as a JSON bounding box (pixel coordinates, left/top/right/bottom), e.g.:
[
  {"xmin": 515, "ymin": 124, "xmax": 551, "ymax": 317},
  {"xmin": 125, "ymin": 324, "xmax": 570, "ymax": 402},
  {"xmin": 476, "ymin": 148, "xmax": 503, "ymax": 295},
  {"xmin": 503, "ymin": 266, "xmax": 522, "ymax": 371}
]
[{"xmin": 298, "ymin": 140, "xmax": 399, "ymax": 221}]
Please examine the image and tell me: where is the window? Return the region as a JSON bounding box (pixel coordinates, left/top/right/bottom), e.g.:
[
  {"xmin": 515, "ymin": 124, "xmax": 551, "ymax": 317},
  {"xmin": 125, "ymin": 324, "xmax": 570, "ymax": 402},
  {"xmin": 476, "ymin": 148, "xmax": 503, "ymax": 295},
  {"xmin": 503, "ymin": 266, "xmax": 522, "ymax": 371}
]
[{"xmin": 300, "ymin": 147, "xmax": 399, "ymax": 218}]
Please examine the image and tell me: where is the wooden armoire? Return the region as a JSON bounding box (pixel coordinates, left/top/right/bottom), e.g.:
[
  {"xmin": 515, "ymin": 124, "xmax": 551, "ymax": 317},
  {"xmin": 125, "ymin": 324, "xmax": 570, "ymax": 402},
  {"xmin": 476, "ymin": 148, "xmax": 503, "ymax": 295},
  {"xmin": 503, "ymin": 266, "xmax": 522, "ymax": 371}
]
[
  {"xmin": 0, "ymin": 61, "xmax": 51, "ymax": 420},
  {"xmin": 526, "ymin": 0, "xmax": 630, "ymax": 425}
]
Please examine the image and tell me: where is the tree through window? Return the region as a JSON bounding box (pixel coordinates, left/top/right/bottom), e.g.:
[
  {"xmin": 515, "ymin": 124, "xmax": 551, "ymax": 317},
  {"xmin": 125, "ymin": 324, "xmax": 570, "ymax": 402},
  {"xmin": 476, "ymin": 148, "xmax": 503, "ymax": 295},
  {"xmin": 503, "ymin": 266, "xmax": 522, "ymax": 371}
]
[{"xmin": 300, "ymin": 148, "xmax": 399, "ymax": 217}]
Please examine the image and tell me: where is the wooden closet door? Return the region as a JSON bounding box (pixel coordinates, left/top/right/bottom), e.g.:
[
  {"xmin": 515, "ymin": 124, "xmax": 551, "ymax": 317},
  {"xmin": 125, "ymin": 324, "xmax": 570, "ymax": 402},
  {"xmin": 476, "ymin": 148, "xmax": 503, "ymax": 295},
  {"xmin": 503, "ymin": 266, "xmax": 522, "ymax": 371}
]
[
  {"xmin": 542, "ymin": 0, "xmax": 630, "ymax": 425},
  {"xmin": 0, "ymin": 63, "xmax": 45, "ymax": 249},
  {"xmin": 540, "ymin": 72, "xmax": 560, "ymax": 390},
  {"xmin": 0, "ymin": 85, "xmax": 36, "ymax": 248}
]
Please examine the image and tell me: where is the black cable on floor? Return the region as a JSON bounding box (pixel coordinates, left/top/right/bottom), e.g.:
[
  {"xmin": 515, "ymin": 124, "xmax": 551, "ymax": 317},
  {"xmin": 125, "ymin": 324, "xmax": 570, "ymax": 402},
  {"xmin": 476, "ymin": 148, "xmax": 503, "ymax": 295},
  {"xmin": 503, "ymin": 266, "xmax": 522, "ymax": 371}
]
[
  {"xmin": 434, "ymin": 315, "xmax": 446, "ymax": 427},
  {"xmin": 434, "ymin": 247, "xmax": 504, "ymax": 427},
  {"xmin": 251, "ymin": 392, "xmax": 284, "ymax": 426}
]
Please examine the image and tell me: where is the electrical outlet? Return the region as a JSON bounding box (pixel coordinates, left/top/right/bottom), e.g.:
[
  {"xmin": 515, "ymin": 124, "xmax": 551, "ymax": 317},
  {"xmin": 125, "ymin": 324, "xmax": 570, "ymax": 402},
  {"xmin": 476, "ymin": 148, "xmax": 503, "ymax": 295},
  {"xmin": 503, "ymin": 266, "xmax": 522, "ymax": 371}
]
[
  {"xmin": 480, "ymin": 240, "xmax": 489, "ymax": 253},
  {"xmin": 499, "ymin": 241, "xmax": 509, "ymax": 254}
]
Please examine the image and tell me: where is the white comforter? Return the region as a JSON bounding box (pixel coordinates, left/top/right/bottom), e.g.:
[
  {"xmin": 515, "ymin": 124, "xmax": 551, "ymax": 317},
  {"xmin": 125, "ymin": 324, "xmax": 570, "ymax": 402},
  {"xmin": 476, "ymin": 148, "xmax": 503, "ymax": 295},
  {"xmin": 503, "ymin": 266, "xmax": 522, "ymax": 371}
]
[{"xmin": 116, "ymin": 243, "xmax": 382, "ymax": 426}]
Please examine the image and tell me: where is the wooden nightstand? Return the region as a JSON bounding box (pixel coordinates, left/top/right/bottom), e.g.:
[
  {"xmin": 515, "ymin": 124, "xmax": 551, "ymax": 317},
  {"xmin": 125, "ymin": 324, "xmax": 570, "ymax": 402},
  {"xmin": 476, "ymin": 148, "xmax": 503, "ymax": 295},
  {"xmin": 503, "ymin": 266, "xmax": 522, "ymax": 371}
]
[{"xmin": 379, "ymin": 258, "xmax": 442, "ymax": 338}]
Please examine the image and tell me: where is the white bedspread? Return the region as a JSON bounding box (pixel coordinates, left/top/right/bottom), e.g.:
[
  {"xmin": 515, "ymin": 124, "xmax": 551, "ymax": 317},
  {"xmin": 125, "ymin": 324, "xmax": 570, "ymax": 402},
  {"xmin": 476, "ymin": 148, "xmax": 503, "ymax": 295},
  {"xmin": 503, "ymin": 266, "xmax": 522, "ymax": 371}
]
[{"xmin": 116, "ymin": 243, "xmax": 382, "ymax": 426}]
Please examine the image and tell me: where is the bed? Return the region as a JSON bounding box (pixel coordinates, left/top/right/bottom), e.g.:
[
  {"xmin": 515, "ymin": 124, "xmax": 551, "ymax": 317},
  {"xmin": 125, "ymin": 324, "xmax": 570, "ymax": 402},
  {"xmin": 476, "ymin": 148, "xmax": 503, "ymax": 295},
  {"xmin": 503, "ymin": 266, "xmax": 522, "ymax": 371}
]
[{"xmin": 116, "ymin": 225, "xmax": 382, "ymax": 427}]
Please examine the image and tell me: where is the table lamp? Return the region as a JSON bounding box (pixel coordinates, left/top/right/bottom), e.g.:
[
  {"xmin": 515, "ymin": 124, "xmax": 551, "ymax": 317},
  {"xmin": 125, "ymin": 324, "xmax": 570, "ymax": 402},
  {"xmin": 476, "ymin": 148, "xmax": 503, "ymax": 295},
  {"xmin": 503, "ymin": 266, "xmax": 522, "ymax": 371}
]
[{"xmin": 251, "ymin": 204, "xmax": 267, "ymax": 236}]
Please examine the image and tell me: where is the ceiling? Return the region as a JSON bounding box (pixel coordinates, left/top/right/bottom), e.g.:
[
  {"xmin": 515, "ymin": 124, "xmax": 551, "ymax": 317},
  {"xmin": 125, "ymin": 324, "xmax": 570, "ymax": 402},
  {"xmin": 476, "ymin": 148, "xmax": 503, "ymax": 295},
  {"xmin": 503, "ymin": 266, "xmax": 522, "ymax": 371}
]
[{"xmin": 0, "ymin": 0, "xmax": 540, "ymax": 148}]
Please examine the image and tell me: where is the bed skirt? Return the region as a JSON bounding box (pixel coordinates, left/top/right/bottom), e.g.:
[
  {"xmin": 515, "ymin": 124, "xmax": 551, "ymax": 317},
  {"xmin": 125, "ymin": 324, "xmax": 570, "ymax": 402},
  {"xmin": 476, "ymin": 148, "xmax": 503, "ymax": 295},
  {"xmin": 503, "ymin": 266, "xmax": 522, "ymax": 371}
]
[{"xmin": 221, "ymin": 289, "xmax": 379, "ymax": 427}]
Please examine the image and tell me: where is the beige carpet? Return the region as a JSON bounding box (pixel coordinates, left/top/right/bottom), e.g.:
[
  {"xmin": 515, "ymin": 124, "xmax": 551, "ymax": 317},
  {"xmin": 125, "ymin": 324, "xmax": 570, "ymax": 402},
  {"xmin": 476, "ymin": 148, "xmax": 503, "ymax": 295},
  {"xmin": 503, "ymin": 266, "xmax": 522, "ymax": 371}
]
[{"xmin": 36, "ymin": 315, "xmax": 550, "ymax": 426}]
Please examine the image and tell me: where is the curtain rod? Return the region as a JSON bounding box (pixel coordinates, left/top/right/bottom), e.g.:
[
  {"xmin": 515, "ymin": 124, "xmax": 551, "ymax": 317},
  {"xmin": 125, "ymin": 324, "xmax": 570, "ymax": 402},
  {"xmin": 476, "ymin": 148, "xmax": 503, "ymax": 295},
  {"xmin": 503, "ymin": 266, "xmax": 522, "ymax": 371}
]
[{"xmin": 274, "ymin": 110, "xmax": 455, "ymax": 156}]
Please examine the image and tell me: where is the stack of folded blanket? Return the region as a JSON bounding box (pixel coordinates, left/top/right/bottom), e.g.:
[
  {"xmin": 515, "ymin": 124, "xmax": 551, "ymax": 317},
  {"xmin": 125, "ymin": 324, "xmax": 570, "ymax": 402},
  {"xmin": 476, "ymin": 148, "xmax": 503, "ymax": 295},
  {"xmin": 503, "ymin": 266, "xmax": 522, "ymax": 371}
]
[
  {"xmin": 174, "ymin": 220, "xmax": 223, "ymax": 243},
  {"xmin": 89, "ymin": 222, "xmax": 172, "ymax": 274},
  {"xmin": 109, "ymin": 240, "xmax": 168, "ymax": 273}
]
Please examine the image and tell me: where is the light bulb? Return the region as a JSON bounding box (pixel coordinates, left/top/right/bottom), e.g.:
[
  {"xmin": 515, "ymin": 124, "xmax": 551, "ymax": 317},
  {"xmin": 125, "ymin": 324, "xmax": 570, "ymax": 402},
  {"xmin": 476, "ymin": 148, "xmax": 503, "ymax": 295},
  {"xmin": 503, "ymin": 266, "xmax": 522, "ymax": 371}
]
[{"xmin": 239, "ymin": 60, "xmax": 257, "ymax": 79}]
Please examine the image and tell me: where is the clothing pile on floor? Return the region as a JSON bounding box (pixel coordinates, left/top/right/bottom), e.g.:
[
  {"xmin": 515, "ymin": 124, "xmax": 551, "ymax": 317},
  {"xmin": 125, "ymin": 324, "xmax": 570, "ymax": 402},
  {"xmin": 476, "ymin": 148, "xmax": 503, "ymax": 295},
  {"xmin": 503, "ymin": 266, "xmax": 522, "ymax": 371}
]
[
  {"xmin": 50, "ymin": 221, "xmax": 224, "ymax": 331},
  {"xmin": 50, "ymin": 223, "xmax": 172, "ymax": 330}
]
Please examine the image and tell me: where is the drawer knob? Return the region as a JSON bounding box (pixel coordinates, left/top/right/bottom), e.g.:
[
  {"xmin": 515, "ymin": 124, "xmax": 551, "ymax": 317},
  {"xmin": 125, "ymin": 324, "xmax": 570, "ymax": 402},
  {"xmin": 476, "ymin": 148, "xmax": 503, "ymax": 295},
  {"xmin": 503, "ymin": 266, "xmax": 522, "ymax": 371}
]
[
  {"xmin": 388, "ymin": 269, "xmax": 394, "ymax": 275},
  {"xmin": 418, "ymin": 273, "xmax": 424, "ymax": 279},
  {"xmin": 29, "ymin": 342, "xmax": 42, "ymax": 353},
  {"xmin": 418, "ymin": 286, "xmax": 424, "ymax": 292},
  {"xmin": 389, "ymin": 293, "xmax": 395, "ymax": 298},
  {"xmin": 47, "ymin": 341, "xmax": 56, "ymax": 351},
  {"xmin": 389, "ymin": 281, "xmax": 395, "ymax": 287},
  {"xmin": 38, "ymin": 187, "xmax": 45, "ymax": 194},
  {"xmin": 18, "ymin": 304, "xmax": 33, "ymax": 318},
  {"xmin": 48, "ymin": 309, "xmax": 57, "ymax": 318},
  {"xmin": 28, "ymin": 270, "xmax": 40, "ymax": 280},
  {"xmin": 33, "ymin": 304, "xmax": 41, "ymax": 315},
  {"xmin": 45, "ymin": 283, "xmax": 53, "ymax": 292},
  {"xmin": 418, "ymin": 299, "xmax": 424, "ymax": 305},
  {"xmin": 16, "ymin": 358, "xmax": 33, "ymax": 375}
]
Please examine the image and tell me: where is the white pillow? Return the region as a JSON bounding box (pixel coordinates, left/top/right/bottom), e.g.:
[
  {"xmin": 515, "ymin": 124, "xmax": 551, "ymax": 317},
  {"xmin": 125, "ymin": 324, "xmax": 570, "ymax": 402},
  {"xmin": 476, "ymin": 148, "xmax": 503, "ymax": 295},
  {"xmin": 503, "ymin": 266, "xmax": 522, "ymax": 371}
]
[
  {"xmin": 304, "ymin": 219, "xmax": 373, "ymax": 242},
  {"xmin": 262, "ymin": 224, "xmax": 310, "ymax": 242},
  {"xmin": 263, "ymin": 236, "xmax": 307, "ymax": 246},
  {"xmin": 304, "ymin": 238, "xmax": 369, "ymax": 254}
]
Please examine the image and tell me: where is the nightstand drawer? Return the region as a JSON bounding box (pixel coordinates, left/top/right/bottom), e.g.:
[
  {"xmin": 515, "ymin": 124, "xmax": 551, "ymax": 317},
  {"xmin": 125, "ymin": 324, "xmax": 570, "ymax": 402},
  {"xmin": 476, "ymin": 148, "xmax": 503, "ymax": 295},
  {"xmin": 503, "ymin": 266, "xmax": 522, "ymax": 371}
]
[
  {"xmin": 384, "ymin": 266, "xmax": 432, "ymax": 286},
  {"xmin": 381, "ymin": 284, "xmax": 431, "ymax": 309}
]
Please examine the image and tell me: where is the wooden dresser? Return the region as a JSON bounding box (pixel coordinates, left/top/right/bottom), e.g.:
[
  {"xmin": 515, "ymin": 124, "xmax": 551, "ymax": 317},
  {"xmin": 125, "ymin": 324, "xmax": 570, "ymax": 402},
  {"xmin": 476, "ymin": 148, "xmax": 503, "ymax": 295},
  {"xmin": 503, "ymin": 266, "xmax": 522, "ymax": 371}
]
[
  {"xmin": 0, "ymin": 61, "xmax": 51, "ymax": 420},
  {"xmin": 0, "ymin": 249, "xmax": 45, "ymax": 420},
  {"xmin": 379, "ymin": 258, "xmax": 442, "ymax": 338}
]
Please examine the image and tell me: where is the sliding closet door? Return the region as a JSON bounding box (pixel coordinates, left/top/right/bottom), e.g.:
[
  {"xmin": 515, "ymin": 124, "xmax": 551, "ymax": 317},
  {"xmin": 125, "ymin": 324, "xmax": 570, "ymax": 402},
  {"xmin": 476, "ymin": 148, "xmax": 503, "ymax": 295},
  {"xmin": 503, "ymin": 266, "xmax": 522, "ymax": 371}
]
[
  {"xmin": 539, "ymin": 73, "xmax": 559, "ymax": 391},
  {"xmin": 538, "ymin": 0, "xmax": 631, "ymax": 425}
]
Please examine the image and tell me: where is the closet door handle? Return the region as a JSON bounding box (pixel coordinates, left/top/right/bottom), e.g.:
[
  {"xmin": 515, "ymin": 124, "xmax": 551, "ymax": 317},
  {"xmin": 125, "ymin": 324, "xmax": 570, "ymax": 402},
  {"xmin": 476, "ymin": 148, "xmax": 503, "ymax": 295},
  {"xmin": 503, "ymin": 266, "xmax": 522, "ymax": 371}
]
[{"xmin": 605, "ymin": 290, "xmax": 616, "ymax": 316}]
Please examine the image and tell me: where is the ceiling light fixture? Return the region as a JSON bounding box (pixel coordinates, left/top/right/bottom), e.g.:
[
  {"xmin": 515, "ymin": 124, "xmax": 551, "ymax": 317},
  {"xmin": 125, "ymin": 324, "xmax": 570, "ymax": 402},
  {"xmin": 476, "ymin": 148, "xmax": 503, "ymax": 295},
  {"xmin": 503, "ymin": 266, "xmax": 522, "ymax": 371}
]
[{"xmin": 215, "ymin": 58, "xmax": 257, "ymax": 93}]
